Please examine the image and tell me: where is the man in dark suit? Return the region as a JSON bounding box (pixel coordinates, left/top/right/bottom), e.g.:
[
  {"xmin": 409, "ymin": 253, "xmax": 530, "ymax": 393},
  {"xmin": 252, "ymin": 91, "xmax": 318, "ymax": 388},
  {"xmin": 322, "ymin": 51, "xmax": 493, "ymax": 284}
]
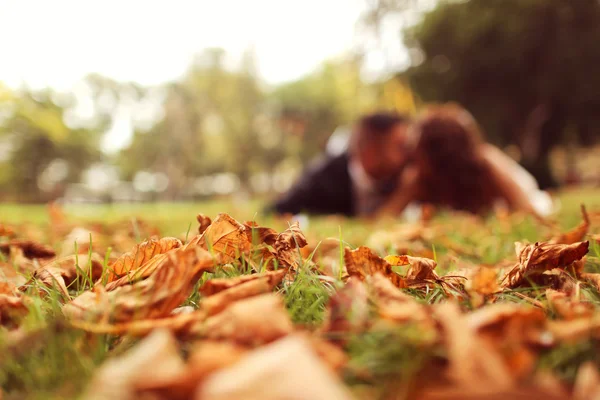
[{"xmin": 268, "ymin": 112, "xmax": 412, "ymax": 217}]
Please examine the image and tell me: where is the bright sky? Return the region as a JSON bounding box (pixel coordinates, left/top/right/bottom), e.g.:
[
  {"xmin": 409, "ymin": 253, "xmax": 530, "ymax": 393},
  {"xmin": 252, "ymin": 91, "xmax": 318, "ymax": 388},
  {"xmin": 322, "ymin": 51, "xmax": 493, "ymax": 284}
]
[
  {"xmin": 0, "ymin": 0, "xmax": 374, "ymax": 88},
  {"xmin": 0, "ymin": 0, "xmax": 409, "ymax": 151}
]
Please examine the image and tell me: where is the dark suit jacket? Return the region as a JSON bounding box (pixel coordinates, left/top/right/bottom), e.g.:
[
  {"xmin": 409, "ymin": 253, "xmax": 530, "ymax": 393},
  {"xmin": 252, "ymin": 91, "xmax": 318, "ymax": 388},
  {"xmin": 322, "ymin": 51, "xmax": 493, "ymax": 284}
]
[{"xmin": 268, "ymin": 153, "xmax": 355, "ymax": 216}]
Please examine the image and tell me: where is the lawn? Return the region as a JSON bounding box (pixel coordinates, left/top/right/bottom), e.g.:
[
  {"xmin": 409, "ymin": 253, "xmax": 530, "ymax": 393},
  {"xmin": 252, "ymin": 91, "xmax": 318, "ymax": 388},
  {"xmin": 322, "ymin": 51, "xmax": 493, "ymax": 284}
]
[{"xmin": 1, "ymin": 187, "xmax": 600, "ymax": 399}]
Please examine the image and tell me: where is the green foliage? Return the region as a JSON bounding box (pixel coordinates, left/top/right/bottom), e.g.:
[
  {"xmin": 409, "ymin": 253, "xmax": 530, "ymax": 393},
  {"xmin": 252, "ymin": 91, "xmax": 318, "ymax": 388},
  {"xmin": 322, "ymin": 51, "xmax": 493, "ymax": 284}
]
[{"xmin": 403, "ymin": 0, "xmax": 600, "ymax": 187}]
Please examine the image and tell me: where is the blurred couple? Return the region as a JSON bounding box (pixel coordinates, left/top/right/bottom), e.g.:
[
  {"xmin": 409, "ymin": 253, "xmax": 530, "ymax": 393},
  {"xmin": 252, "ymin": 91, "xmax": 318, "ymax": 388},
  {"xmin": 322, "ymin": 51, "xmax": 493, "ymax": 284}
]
[{"xmin": 268, "ymin": 103, "xmax": 553, "ymax": 219}]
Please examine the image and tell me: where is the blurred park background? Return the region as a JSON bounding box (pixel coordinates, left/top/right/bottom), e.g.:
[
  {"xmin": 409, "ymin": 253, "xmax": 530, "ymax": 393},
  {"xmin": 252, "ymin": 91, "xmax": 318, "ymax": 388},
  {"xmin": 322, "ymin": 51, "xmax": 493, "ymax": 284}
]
[{"xmin": 1, "ymin": 0, "xmax": 599, "ymax": 205}]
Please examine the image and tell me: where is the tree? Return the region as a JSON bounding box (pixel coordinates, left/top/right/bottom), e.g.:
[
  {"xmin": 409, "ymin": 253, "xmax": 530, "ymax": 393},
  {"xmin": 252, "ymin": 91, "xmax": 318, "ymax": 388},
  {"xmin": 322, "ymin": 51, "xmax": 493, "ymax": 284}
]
[
  {"xmin": 0, "ymin": 87, "xmax": 103, "ymax": 202},
  {"xmin": 403, "ymin": 0, "xmax": 600, "ymax": 188}
]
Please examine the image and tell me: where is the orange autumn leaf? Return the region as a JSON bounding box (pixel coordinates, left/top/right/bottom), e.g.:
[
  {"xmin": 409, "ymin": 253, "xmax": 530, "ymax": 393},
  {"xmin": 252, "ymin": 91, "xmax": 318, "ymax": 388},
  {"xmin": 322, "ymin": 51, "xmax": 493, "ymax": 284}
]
[
  {"xmin": 0, "ymin": 293, "xmax": 29, "ymax": 326},
  {"xmin": 385, "ymin": 254, "xmax": 439, "ymax": 281},
  {"xmin": 64, "ymin": 247, "xmax": 214, "ymax": 325},
  {"xmin": 106, "ymin": 237, "xmax": 182, "ymax": 282},
  {"xmin": 199, "ymin": 269, "xmax": 287, "ymax": 297},
  {"xmin": 200, "ymin": 277, "xmax": 277, "ymax": 317},
  {"xmin": 194, "ymin": 293, "xmax": 294, "ymax": 346},
  {"xmin": 368, "ymin": 273, "xmax": 434, "ymax": 331},
  {"xmin": 187, "ymin": 213, "xmax": 252, "ymax": 263},
  {"xmin": 135, "ymin": 340, "xmax": 248, "ymax": 400},
  {"xmin": 550, "ymin": 205, "xmax": 590, "ymax": 244},
  {"xmin": 23, "ymin": 253, "xmax": 104, "ymax": 299},
  {"xmin": 345, "ymin": 246, "xmax": 405, "ymax": 288},
  {"xmin": 501, "ymin": 241, "xmax": 589, "ymax": 289}
]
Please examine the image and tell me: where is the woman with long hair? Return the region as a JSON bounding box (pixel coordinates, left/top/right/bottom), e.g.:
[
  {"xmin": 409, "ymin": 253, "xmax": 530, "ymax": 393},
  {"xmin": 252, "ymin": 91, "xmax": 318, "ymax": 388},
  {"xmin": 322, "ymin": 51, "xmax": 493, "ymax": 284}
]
[{"xmin": 377, "ymin": 104, "xmax": 550, "ymax": 217}]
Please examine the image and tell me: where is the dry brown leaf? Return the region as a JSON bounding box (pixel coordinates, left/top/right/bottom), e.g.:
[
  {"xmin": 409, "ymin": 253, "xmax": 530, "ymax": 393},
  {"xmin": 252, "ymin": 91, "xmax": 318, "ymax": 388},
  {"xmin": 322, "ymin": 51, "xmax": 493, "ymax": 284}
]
[
  {"xmin": 81, "ymin": 329, "xmax": 186, "ymax": 400},
  {"xmin": 0, "ymin": 294, "xmax": 29, "ymax": 326},
  {"xmin": 63, "ymin": 247, "xmax": 214, "ymax": 325},
  {"xmin": 69, "ymin": 309, "xmax": 206, "ymax": 336},
  {"xmin": 573, "ymin": 362, "xmax": 600, "ymax": 400},
  {"xmin": 0, "ymin": 262, "xmax": 27, "ymax": 295},
  {"xmin": 368, "ymin": 273, "xmax": 434, "ymax": 330},
  {"xmin": 302, "ymin": 333, "xmax": 349, "ymax": 373},
  {"xmin": 106, "ymin": 237, "xmax": 182, "ymax": 282},
  {"xmin": 199, "ymin": 269, "xmax": 287, "ymax": 297},
  {"xmin": 197, "ymin": 335, "xmax": 354, "ymax": 400},
  {"xmin": 200, "ymin": 277, "xmax": 275, "ymax": 316},
  {"xmin": 345, "ymin": 246, "xmax": 405, "ymax": 288},
  {"xmin": 550, "ymin": 205, "xmax": 590, "ymax": 244},
  {"xmin": 196, "ymin": 214, "xmax": 212, "ymax": 235},
  {"xmin": 0, "ymin": 224, "xmax": 16, "ymax": 237},
  {"xmin": 322, "ymin": 277, "xmax": 369, "ymax": 340},
  {"xmin": 187, "ymin": 213, "xmax": 252, "ymax": 263},
  {"xmin": 546, "ymin": 288, "xmax": 594, "ymax": 320},
  {"xmin": 194, "ymin": 293, "xmax": 293, "ymax": 346},
  {"xmin": 136, "ymin": 340, "xmax": 248, "ymax": 400},
  {"xmin": 23, "ymin": 253, "xmax": 104, "ymax": 299},
  {"xmin": 0, "ymin": 239, "xmax": 55, "ymax": 259},
  {"xmin": 271, "ymin": 222, "xmax": 308, "ymax": 269},
  {"xmin": 385, "ymin": 254, "xmax": 439, "ymax": 281},
  {"xmin": 501, "ymin": 241, "xmax": 589, "ymax": 288},
  {"xmin": 244, "ymin": 221, "xmax": 278, "ymax": 246},
  {"xmin": 434, "ymin": 303, "xmax": 516, "ymax": 391}
]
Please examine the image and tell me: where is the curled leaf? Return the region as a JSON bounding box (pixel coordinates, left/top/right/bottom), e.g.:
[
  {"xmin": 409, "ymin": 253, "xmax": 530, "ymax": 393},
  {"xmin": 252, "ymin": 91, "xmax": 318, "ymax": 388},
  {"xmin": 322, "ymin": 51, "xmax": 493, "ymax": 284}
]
[
  {"xmin": 345, "ymin": 246, "xmax": 405, "ymax": 288},
  {"xmin": 64, "ymin": 247, "xmax": 214, "ymax": 324},
  {"xmin": 196, "ymin": 214, "xmax": 212, "ymax": 235},
  {"xmin": 549, "ymin": 205, "xmax": 589, "ymax": 244},
  {"xmin": 107, "ymin": 237, "xmax": 182, "ymax": 282},
  {"xmin": 501, "ymin": 241, "xmax": 589, "ymax": 289},
  {"xmin": 188, "ymin": 213, "xmax": 252, "ymax": 263},
  {"xmin": 385, "ymin": 254, "xmax": 439, "ymax": 281}
]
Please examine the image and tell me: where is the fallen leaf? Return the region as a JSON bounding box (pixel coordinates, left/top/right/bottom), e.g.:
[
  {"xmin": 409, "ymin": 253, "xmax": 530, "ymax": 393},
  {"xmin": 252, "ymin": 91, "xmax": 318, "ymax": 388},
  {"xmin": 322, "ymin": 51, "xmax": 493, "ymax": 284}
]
[
  {"xmin": 197, "ymin": 335, "xmax": 354, "ymax": 400},
  {"xmin": 0, "ymin": 294, "xmax": 29, "ymax": 326},
  {"xmin": 0, "ymin": 262, "xmax": 27, "ymax": 295},
  {"xmin": 200, "ymin": 277, "xmax": 275, "ymax": 316},
  {"xmin": 345, "ymin": 246, "xmax": 405, "ymax": 288},
  {"xmin": 63, "ymin": 247, "xmax": 214, "ymax": 324},
  {"xmin": 194, "ymin": 293, "xmax": 294, "ymax": 346},
  {"xmin": 0, "ymin": 224, "xmax": 15, "ymax": 237},
  {"xmin": 0, "ymin": 239, "xmax": 55, "ymax": 259},
  {"xmin": 23, "ymin": 253, "xmax": 104, "ymax": 299},
  {"xmin": 106, "ymin": 237, "xmax": 182, "ymax": 282},
  {"xmin": 187, "ymin": 213, "xmax": 252, "ymax": 263},
  {"xmin": 549, "ymin": 205, "xmax": 590, "ymax": 244},
  {"xmin": 81, "ymin": 329, "xmax": 186, "ymax": 400},
  {"xmin": 322, "ymin": 277, "xmax": 369, "ymax": 340},
  {"xmin": 136, "ymin": 340, "xmax": 248, "ymax": 400},
  {"xmin": 573, "ymin": 362, "xmax": 600, "ymax": 400},
  {"xmin": 434, "ymin": 303, "xmax": 516, "ymax": 391},
  {"xmin": 199, "ymin": 269, "xmax": 287, "ymax": 296},
  {"xmin": 196, "ymin": 214, "xmax": 212, "ymax": 235},
  {"xmin": 385, "ymin": 254, "xmax": 439, "ymax": 281},
  {"xmin": 244, "ymin": 221, "xmax": 278, "ymax": 246},
  {"xmin": 501, "ymin": 241, "xmax": 589, "ymax": 288},
  {"xmin": 545, "ymin": 288, "xmax": 594, "ymax": 320},
  {"xmin": 368, "ymin": 273, "xmax": 433, "ymax": 330},
  {"xmin": 271, "ymin": 222, "xmax": 308, "ymax": 269}
]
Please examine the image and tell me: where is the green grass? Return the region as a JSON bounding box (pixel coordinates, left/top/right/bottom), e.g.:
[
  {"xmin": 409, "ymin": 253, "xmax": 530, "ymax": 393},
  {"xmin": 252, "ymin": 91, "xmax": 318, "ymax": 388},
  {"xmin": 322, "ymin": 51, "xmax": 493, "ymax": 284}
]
[{"xmin": 0, "ymin": 188, "xmax": 599, "ymax": 399}]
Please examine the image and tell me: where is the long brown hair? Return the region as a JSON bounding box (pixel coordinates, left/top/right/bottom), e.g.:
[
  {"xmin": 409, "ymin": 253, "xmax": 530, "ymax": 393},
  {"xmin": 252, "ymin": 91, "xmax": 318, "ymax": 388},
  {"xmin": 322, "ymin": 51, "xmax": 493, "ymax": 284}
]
[{"xmin": 411, "ymin": 104, "xmax": 499, "ymax": 214}]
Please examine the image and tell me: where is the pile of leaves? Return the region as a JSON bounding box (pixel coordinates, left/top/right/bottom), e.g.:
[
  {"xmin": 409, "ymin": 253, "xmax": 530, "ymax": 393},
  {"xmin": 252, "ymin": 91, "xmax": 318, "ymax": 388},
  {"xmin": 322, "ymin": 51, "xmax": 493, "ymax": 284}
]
[{"xmin": 1, "ymin": 204, "xmax": 600, "ymax": 399}]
